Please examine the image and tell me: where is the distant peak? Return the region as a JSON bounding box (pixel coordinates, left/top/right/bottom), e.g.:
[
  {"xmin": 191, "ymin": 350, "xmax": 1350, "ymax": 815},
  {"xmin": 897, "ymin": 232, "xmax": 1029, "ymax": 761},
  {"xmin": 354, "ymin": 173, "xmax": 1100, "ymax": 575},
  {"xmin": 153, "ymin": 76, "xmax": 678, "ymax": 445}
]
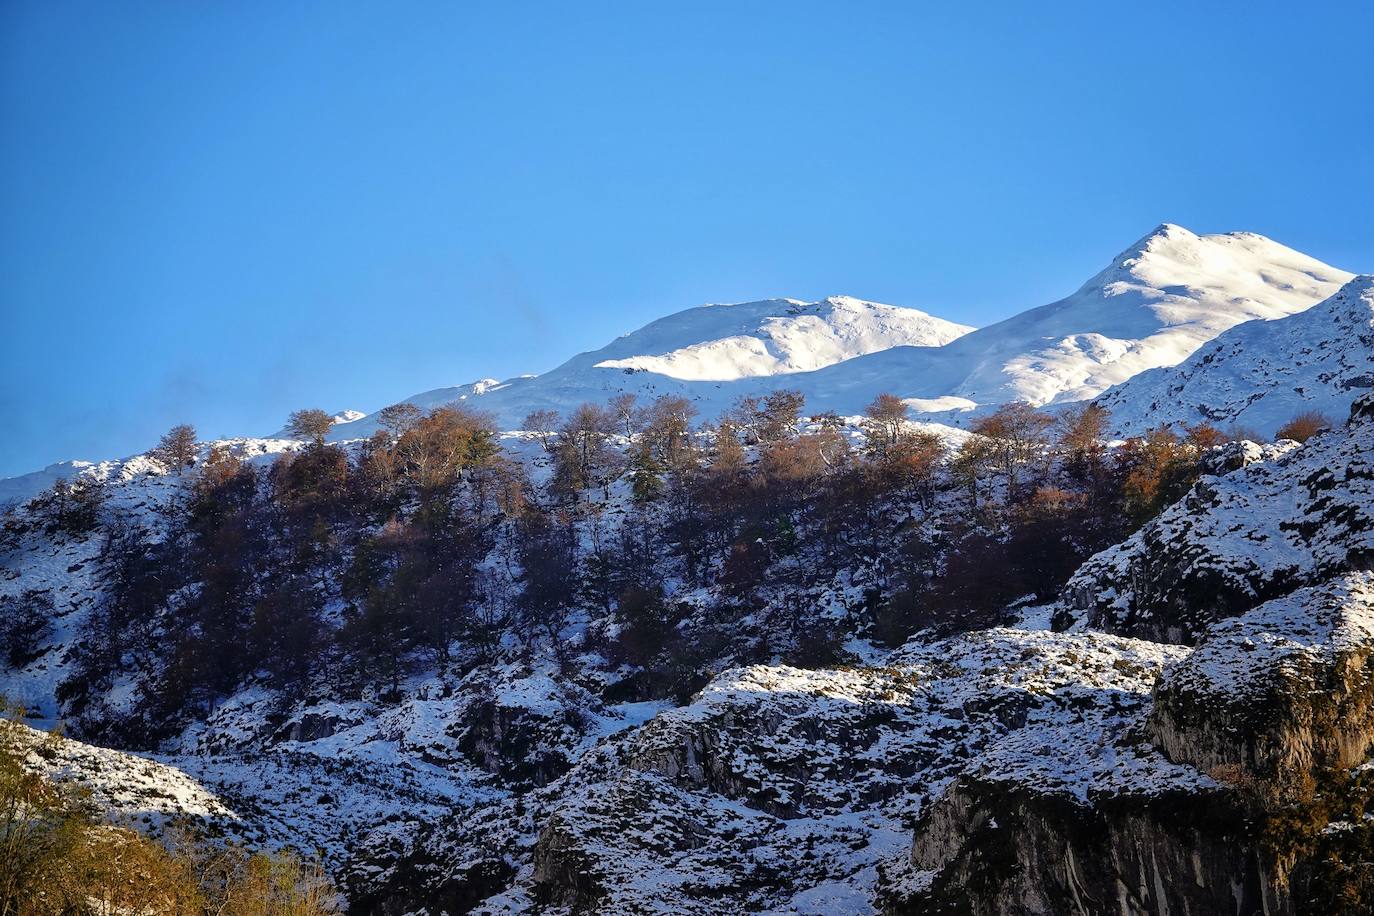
[{"xmin": 700, "ymin": 297, "xmax": 806, "ymax": 309}]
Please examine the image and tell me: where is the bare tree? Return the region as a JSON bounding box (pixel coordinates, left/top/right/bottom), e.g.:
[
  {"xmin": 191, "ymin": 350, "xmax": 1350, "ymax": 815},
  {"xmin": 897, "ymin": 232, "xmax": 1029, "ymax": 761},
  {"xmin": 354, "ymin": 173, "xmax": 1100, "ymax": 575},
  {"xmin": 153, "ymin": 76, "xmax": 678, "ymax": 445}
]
[
  {"xmin": 970, "ymin": 401, "xmax": 1054, "ymax": 502},
  {"xmin": 608, "ymin": 393, "xmax": 640, "ymax": 440},
  {"xmin": 152, "ymin": 424, "xmax": 197, "ymax": 475},
  {"xmin": 523, "ymin": 409, "xmax": 561, "ymax": 453},
  {"xmin": 863, "ymin": 393, "xmax": 909, "ymax": 456},
  {"xmin": 286, "ymin": 409, "xmax": 335, "ymax": 447},
  {"xmin": 552, "ymin": 404, "xmax": 618, "ymax": 501},
  {"xmin": 728, "ymin": 389, "xmax": 805, "ymax": 444},
  {"xmin": 642, "ymin": 395, "xmax": 698, "ymax": 470},
  {"xmin": 376, "ymin": 402, "xmax": 422, "ymax": 438}
]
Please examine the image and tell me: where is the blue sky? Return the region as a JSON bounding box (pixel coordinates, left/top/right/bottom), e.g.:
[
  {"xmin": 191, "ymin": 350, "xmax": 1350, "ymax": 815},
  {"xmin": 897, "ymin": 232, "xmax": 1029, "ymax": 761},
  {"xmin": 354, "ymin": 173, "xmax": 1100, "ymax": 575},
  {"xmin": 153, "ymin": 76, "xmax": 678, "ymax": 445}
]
[{"xmin": 2, "ymin": 1, "xmax": 1371, "ymax": 477}]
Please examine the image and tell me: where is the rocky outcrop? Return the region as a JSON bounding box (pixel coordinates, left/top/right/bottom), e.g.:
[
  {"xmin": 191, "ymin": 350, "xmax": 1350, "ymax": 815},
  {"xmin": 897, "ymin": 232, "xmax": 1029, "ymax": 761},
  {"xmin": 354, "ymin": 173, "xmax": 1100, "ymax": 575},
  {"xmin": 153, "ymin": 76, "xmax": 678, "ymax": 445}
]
[
  {"xmin": 623, "ymin": 664, "xmax": 933, "ymax": 818},
  {"xmin": 887, "ymin": 777, "xmax": 1259, "ymax": 916},
  {"xmin": 894, "ymin": 571, "xmax": 1374, "ymax": 916},
  {"xmin": 455, "ymin": 695, "xmax": 588, "ymax": 788},
  {"xmin": 1149, "ymin": 574, "xmax": 1374, "ymax": 792},
  {"xmin": 525, "ymin": 631, "xmax": 1187, "ymax": 914},
  {"xmin": 1064, "ymin": 394, "xmax": 1374, "ymax": 644}
]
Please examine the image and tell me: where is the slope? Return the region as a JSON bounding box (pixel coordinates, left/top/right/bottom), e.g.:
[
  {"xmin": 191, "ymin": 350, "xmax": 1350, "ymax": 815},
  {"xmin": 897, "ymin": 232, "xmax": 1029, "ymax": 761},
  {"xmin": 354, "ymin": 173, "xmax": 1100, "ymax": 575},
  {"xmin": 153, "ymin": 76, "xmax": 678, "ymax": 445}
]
[
  {"xmin": 1095, "ymin": 274, "xmax": 1374, "ymax": 437},
  {"xmin": 778, "ymin": 223, "xmax": 1353, "ymax": 419}
]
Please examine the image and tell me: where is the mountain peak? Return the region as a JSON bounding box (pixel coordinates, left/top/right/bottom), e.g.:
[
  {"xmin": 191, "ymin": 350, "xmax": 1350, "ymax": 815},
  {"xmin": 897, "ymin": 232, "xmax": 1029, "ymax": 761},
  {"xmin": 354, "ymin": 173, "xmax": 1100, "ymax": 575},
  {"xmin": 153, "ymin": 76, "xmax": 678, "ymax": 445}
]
[{"xmin": 1114, "ymin": 222, "xmax": 1199, "ymax": 260}]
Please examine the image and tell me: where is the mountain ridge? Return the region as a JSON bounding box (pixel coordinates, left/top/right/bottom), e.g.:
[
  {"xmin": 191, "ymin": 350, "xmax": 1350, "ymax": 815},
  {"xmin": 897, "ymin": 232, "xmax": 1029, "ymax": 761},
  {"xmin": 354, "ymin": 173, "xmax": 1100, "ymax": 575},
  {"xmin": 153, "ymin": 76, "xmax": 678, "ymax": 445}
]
[{"xmin": 327, "ymin": 223, "xmax": 1353, "ymax": 438}]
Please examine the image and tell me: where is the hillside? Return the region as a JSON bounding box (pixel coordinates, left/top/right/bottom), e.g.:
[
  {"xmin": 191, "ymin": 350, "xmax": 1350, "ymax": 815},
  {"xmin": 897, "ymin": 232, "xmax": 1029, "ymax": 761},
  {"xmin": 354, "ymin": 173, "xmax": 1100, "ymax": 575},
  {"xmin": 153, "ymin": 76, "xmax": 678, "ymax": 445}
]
[{"xmin": 3, "ymin": 225, "xmax": 1373, "ymax": 915}]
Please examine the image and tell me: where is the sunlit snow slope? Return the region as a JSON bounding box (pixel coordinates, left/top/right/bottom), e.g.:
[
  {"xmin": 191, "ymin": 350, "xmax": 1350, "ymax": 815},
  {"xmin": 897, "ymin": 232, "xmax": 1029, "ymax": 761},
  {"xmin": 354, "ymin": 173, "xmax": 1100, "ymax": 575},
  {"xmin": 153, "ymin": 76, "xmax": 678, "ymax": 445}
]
[
  {"xmin": 331, "ymin": 224, "xmax": 1351, "ymax": 437},
  {"xmin": 1095, "ymin": 275, "xmax": 1374, "ymax": 437},
  {"xmin": 780, "ymin": 224, "xmax": 1353, "ymax": 420}
]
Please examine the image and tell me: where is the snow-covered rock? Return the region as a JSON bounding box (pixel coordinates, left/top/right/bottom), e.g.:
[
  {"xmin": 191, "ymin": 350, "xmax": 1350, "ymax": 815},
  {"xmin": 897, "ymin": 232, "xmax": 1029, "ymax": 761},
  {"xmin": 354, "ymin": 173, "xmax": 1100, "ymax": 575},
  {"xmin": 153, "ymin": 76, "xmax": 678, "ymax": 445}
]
[
  {"xmin": 893, "ymin": 573, "xmax": 1374, "ymax": 916},
  {"xmin": 1150, "ymin": 572, "xmax": 1374, "ymax": 787},
  {"xmin": 3, "ymin": 718, "xmax": 237, "ymax": 831},
  {"xmin": 511, "ymin": 629, "xmax": 1190, "ymax": 914},
  {"xmin": 1064, "ymin": 394, "xmax": 1374, "ymax": 643}
]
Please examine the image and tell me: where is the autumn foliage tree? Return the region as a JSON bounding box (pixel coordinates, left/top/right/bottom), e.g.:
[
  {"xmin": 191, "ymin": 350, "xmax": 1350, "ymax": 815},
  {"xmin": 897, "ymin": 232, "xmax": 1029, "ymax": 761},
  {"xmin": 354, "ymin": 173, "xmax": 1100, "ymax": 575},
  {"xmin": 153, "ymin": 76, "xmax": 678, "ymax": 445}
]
[
  {"xmin": 970, "ymin": 401, "xmax": 1055, "ymax": 502},
  {"xmin": 1276, "ymin": 410, "xmax": 1333, "ymax": 443},
  {"xmin": 863, "ymin": 393, "xmax": 910, "ymax": 457},
  {"xmin": 375, "ymin": 402, "xmax": 422, "ymax": 438},
  {"xmin": 1115, "ymin": 425, "xmax": 1217, "ymax": 525},
  {"xmin": 393, "ymin": 405, "xmax": 498, "ymax": 498}
]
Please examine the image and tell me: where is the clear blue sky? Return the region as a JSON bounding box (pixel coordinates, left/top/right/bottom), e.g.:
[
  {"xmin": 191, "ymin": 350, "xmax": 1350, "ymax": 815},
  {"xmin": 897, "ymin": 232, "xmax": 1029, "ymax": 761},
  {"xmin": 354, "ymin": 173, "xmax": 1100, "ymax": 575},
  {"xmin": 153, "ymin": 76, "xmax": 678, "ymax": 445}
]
[{"xmin": 2, "ymin": 1, "xmax": 1371, "ymax": 477}]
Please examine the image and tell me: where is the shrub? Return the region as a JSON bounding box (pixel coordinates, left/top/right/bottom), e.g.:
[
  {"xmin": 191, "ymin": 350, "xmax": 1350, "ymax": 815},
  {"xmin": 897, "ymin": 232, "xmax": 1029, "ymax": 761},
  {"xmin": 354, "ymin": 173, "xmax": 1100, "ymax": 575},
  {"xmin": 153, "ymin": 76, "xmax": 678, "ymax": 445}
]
[{"xmin": 1276, "ymin": 410, "xmax": 1334, "ymax": 443}]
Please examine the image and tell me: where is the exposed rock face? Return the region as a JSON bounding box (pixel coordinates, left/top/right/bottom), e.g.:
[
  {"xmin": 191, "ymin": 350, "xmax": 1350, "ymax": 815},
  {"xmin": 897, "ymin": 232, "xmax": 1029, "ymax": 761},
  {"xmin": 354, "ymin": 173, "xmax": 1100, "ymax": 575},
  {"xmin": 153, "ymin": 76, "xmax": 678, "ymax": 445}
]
[
  {"xmin": 890, "ymin": 777, "xmax": 1258, "ymax": 916},
  {"xmin": 456, "ymin": 695, "xmax": 588, "ymax": 788},
  {"xmin": 521, "ymin": 631, "xmax": 1188, "ymax": 914},
  {"xmin": 624, "ymin": 664, "xmax": 934, "ymax": 818},
  {"xmin": 1150, "ymin": 573, "xmax": 1374, "ymax": 790},
  {"xmin": 1064, "ymin": 394, "xmax": 1374, "ymax": 644},
  {"xmin": 893, "ymin": 571, "xmax": 1374, "ymax": 916}
]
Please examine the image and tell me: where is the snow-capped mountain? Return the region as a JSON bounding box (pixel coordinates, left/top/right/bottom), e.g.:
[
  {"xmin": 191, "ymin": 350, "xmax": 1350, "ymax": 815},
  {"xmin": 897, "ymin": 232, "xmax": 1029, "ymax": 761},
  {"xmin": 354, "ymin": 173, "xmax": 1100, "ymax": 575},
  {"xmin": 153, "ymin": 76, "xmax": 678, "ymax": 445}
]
[
  {"xmin": 755, "ymin": 223, "xmax": 1353, "ymax": 420},
  {"xmin": 590, "ymin": 295, "xmax": 973, "ymax": 380},
  {"xmin": 1095, "ymin": 274, "xmax": 1374, "ymax": 437},
  {"xmin": 329, "ymin": 224, "xmax": 1351, "ymax": 438},
  {"xmin": 329, "ymin": 295, "xmax": 972, "ymax": 439},
  {"xmin": 5, "ymin": 222, "xmax": 1373, "ymax": 914}
]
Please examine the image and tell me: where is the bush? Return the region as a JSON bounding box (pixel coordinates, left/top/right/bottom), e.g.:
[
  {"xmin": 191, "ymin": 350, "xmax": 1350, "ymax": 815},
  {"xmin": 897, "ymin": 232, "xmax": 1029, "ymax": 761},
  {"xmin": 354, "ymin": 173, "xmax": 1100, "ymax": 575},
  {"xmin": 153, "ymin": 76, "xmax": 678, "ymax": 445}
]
[
  {"xmin": 0, "ymin": 710, "xmax": 341, "ymax": 915},
  {"xmin": 1276, "ymin": 410, "xmax": 1334, "ymax": 443}
]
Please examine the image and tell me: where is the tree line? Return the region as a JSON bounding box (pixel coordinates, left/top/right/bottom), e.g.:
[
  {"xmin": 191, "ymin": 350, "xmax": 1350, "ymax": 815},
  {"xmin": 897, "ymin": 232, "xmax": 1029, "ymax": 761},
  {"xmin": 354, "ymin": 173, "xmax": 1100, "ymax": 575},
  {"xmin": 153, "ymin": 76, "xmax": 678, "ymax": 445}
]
[{"xmin": 5, "ymin": 390, "xmax": 1337, "ymax": 739}]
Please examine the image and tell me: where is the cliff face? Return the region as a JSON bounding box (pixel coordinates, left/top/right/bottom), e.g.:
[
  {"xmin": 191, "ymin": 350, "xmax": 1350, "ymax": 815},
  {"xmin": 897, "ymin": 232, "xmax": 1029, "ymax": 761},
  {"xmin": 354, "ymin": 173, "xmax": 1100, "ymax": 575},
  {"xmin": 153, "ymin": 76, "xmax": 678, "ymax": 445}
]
[
  {"xmin": 889, "ymin": 573, "xmax": 1374, "ymax": 916},
  {"xmin": 518, "ymin": 633, "xmax": 1192, "ymax": 914},
  {"xmin": 1149, "ymin": 574, "xmax": 1374, "ymax": 790},
  {"xmin": 892, "ymin": 778, "xmax": 1258, "ymax": 916}
]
